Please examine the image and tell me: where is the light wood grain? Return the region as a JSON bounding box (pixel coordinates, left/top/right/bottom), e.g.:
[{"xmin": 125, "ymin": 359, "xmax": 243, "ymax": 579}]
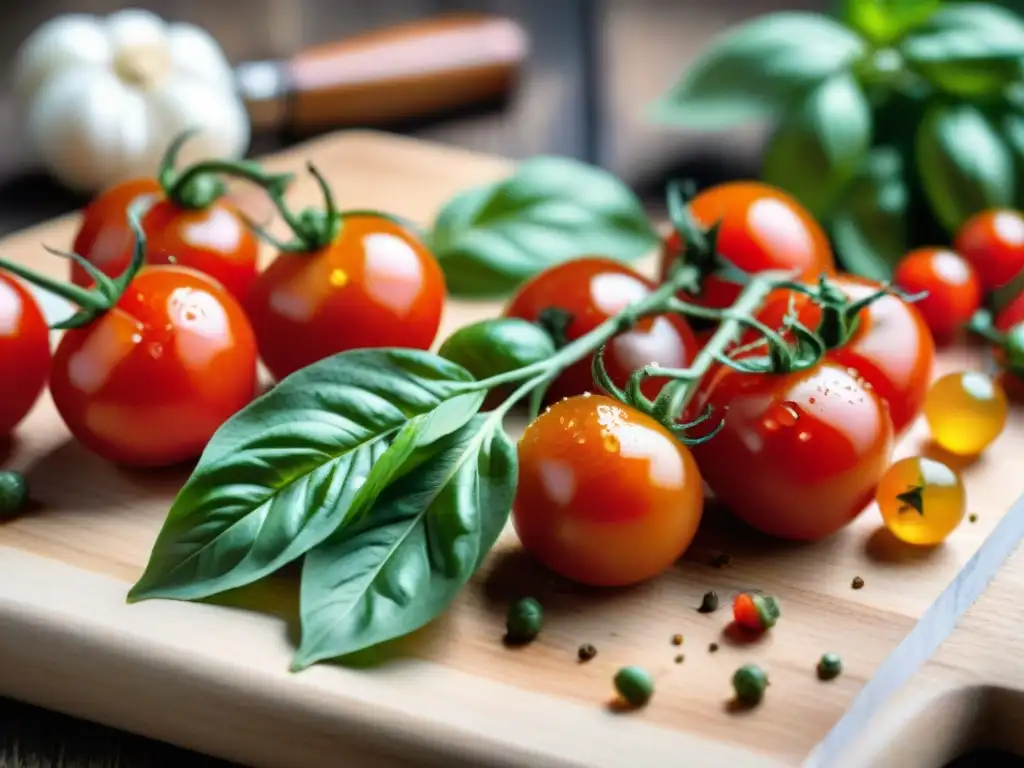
[{"xmin": 0, "ymin": 130, "xmax": 1022, "ymax": 767}]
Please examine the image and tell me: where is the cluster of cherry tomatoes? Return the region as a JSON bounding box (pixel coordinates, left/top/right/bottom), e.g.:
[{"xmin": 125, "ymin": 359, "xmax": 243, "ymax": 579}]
[
  {"xmin": 1, "ymin": 167, "xmax": 445, "ymax": 467},
  {"xmin": 509, "ymin": 183, "xmax": 1022, "ymax": 587}
]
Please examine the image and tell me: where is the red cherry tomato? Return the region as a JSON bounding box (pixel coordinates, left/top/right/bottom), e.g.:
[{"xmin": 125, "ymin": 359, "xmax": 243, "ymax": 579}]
[
  {"xmin": 893, "ymin": 248, "xmax": 981, "ymax": 343},
  {"xmin": 954, "ymin": 209, "xmax": 1024, "ymax": 292},
  {"xmin": 659, "ymin": 181, "xmax": 835, "ymax": 309},
  {"xmin": 751, "ymin": 274, "xmax": 934, "ymax": 434},
  {"xmin": 245, "ymin": 214, "xmax": 445, "ymax": 381},
  {"xmin": 504, "ymin": 257, "xmax": 698, "ymax": 403},
  {"xmin": 50, "ymin": 266, "xmax": 258, "ymax": 467},
  {"xmin": 691, "ymin": 359, "xmax": 894, "ymax": 541},
  {"xmin": 0, "ymin": 273, "xmax": 51, "ymax": 435},
  {"xmin": 513, "ymin": 394, "xmax": 704, "ymax": 587},
  {"xmin": 71, "ymin": 178, "xmax": 259, "ymax": 301}
]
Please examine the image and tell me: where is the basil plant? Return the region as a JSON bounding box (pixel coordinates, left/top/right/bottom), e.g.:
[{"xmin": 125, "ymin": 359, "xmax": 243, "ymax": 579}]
[{"xmin": 650, "ymin": 0, "xmax": 1024, "ymax": 280}]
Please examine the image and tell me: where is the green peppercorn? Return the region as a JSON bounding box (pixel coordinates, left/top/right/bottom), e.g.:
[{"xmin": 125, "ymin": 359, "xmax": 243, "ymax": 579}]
[
  {"xmin": 817, "ymin": 653, "xmax": 842, "ymax": 681},
  {"xmin": 0, "ymin": 471, "xmax": 28, "ymax": 519},
  {"xmin": 614, "ymin": 666, "xmax": 654, "ymax": 707},
  {"xmin": 506, "ymin": 597, "xmax": 543, "ymax": 644},
  {"xmin": 732, "ymin": 664, "xmax": 769, "ymax": 705}
]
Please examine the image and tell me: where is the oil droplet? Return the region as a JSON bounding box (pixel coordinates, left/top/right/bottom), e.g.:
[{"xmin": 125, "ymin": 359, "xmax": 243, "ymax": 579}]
[
  {"xmin": 329, "ymin": 268, "xmax": 349, "ymax": 287},
  {"xmin": 577, "ymin": 437, "xmax": 587, "ymax": 445},
  {"xmin": 798, "ymin": 431, "xmax": 811, "ymax": 442},
  {"xmin": 603, "ymin": 434, "xmax": 620, "ymax": 453},
  {"xmin": 567, "ymin": 419, "xmax": 576, "ymax": 429}
]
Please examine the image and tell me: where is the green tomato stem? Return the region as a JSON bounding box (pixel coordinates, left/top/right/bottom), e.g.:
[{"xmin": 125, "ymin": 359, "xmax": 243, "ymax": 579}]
[
  {"xmin": 159, "ymin": 130, "xmax": 295, "ymax": 212},
  {"xmin": 0, "ymin": 198, "xmax": 152, "ymax": 330}
]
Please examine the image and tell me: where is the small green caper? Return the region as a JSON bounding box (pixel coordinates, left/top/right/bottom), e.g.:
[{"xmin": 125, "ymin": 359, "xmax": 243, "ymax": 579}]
[
  {"xmin": 506, "ymin": 597, "xmax": 543, "ymax": 644},
  {"xmin": 614, "ymin": 666, "xmax": 654, "ymax": 707},
  {"xmin": 0, "ymin": 471, "xmax": 28, "ymax": 519},
  {"xmin": 732, "ymin": 664, "xmax": 769, "ymax": 705},
  {"xmin": 817, "ymin": 652, "xmax": 842, "ymax": 681}
]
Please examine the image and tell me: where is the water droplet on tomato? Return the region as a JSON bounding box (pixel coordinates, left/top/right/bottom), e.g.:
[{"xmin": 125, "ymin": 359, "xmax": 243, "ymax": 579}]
[
  {"xmin": 559, "ymin": 416, "xmax": 565, "ymax": 425},
  {"xmin": 808, "ymin": 397, "xmax": 816, "ymax": 404},
  {"xmin": 603, "ymin": 434, "xmax": 620, "ymax": 453},
  {"xmin": 148, "ymin": 342, "xmax": 164, "ymax": 359},
  {"xmin": 798, "ymin": 431, "xmax": 811, "ymax": 442},
  {"xmin": 130, "ymin": 333, "xmax": 142, "ymax": 344},
  {"xmin": 577, "ymin": 437, "xmax": 587, "ymax": 445},
  {"xmin": 778, "ymin": 402, "xmax": 799, "ymax": 425},
  {"xmin": 762, "ymin": 418, "xmax": 779, "ymax": 432},
  {"xmin": 583, "ymin": 391, "xmax": 592, "ymax": 398}
]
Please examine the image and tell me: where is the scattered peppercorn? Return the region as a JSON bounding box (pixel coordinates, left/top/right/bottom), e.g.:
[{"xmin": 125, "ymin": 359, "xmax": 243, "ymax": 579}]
[
  {"xmin": 709, "ymin": 642, "xmax": 720, "ymax": 653},
  {"xmin": 674, "ymin": 654, "xmax": 684, "ymax": 664},
  {"xmin": 852, "ymin": 576, "xmax": 865, "ymax": 590},
  {"xmin": 506, "ymin": 597, "xmax": 543, "ymax": 644},
  {"xmin": 0, "ymin": 471, "xmax": 28, "ymax": 519},
  {"xmin": 698, "ymin": 590, "xmax": 719, "ymax": 613},
  {"xmin": 732, "ymin": 664, "xmax": 769, "ymax": 705},
  {"xmin": 614, "ymin": 666, "xmax": 654, "ymax": 707},
  {"xmin": 671, "ymin": 634, "xmax": 684, "ymax": 646},
  {"xmin": 969, "ymin": 514, "xmax": 978, "ymax": 523},
  {"xmin": 578, "ymin": 643, "xmax": 597, "ymax": 662},
  {"xmin": 817, "ymin": 653, "xmax": 842, "ymax": 681},
  {"xmin": 732, "ymin": 592, "xmax": 781, "ymax": 631},
  {"xmin": 711, "ymin": 552, "xmax": 732, "ymax": 568}
]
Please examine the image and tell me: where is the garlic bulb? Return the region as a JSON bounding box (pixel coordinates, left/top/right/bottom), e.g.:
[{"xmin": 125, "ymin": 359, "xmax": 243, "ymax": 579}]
[{"xmin": 13, "ymin": 9, "xmax": 250, "ymax": 193}]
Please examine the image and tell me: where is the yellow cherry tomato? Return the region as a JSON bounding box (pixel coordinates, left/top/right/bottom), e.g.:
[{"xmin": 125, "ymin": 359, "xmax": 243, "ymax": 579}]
[
  {"xmin": 876, "ymin": 456, "xmax": 965, "ymax": 545},
  {"xmin": 923, "ymin": 371, "xmax": 1008, "ymax": 456}
]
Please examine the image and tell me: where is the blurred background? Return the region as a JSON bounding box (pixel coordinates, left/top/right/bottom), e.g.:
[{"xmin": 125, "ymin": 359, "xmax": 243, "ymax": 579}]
[{"xmin": 0, "ymin": 0, "xmax": 833, "ymax": 236}]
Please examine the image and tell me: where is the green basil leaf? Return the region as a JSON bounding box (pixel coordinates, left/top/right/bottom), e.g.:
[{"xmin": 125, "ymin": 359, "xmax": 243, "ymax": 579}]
[
  {"xmin": 762, "ymin": 73, "xmax": 872, "ymax": 218},
  {"xmin": 648, "ymin": 12, "xmax": 866, "ymax": 129},
  {"xmin": 830, "ymin": 146, "xmax": 909, "ymax": 281},
  {"xmin": 292, "ymin": 413, "xmax": 516, "ymax": 668},
  {"xmin": 437, "ymin": 318, "xmax": 555, "ymax": 383},
  {"xmin": 429, "ymin": 156, "xmax": 657, "ymax": 298},
  {"xmin": 128, "ymin": 349, "xmax": 484, "ymax": 603},
  {"xmin": 997, "ymin": 108, "xmax": 1024, "ymax": 209},
  {"xmin": 917, "ymin": 102, "xmax": 1015, "ymax": 233},
  {"xmin": 842, "ymin": 0, "xmax": 940, "ymax": 45},
  {"xmin": 901, "ymin": 3, "xmax": 1024, "ymax": 96}
]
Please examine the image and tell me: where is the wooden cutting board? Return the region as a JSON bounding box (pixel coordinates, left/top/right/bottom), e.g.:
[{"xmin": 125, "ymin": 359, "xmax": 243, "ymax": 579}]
[{"xmin": 1, "ymin": 130, "xmax": 1023, "ymax": 768}]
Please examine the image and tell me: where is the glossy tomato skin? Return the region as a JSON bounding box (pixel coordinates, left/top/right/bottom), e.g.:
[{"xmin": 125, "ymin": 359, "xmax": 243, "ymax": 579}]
[
  {"xmin": 954, "ymin": 209, "xmax": 1024, "ymax": 291},
  {"xmin": 49, "ymin": 266, "xmax": 258, "ymax": 467},
  {"xmin": 893, "ymin": 248, "xmax": 981, "ymax": 343},
  {"xmin": 71, "ymin": 178, "xmax": 259, "ymax": 301},
  {"xmin": 752, "ymin": 274, "xmax": 934, "ymax": 434},
  {"xmin": 513, "ymin": 394, "xmax": 703, "ymax": 587},
  {"xmin": 691, "ymin": 360, "xmax": 894, "ymax": 541},
  {"xmin": 245, "ymin": 215, "xmax": 445, "ymax": 381},
  {"xmin": 504, "ymin": 257, "xmax": 698, "ymax": 403},
  {"xmin": 0, "ymin": 273, "xmax": 51, "ymax": 434},
  {"xmin": 659, "ymin": 181, "xmax": 835, "ymax": 309}
]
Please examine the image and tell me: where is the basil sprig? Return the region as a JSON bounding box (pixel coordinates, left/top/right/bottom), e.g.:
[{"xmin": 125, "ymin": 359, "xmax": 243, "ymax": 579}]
[
  {"xmin": 427, "ymin": 156, "xmax": 658, "ymax": 298},
  {"xmin": 129, "ymin": 347, "xmax": 531, "ymax": 667},
  {"xmin": 650, "ymin": 1, "xmax": 1024, "ymax": 280}
]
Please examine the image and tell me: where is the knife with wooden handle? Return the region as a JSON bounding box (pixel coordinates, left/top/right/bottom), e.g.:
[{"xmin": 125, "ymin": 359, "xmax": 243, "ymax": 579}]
[{"xmin": 235, "ymin": 14, "xmax": 530, "ymax": 135}]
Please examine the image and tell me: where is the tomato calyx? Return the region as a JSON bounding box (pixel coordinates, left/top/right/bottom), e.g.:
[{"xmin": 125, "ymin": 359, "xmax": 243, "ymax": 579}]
[
  {"xmin": 664, "ymin": 180, "xmax": 745, "ymax": 297},
  {"xmin": 780, "ymin": 274, "xmax": 921, "ymax": 350},
  {"xmin": 159, "ymin": 130, "xmax": 294, "ymax": 211},
  {"xmin": 0, "ymin": 198, "xmax": 151, "ymax": 329},
  {"xmin": 896, "ymin": 484, "xmax": 925, "ymax": 516}
]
